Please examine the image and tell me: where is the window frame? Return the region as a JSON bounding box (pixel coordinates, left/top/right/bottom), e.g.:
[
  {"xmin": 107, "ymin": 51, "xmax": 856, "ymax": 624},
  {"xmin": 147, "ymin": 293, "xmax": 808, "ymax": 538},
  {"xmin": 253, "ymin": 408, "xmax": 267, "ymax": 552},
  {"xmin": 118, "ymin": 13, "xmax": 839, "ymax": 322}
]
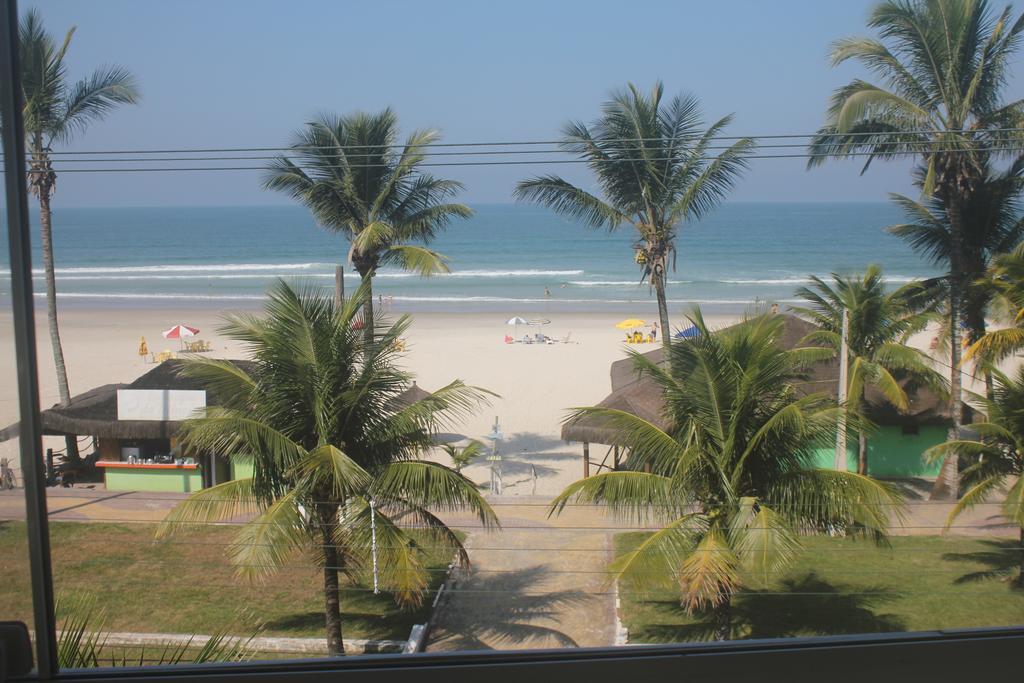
[{"xmin": 1, "ymin": 1, "xmax": 1022, "ymax": 680}]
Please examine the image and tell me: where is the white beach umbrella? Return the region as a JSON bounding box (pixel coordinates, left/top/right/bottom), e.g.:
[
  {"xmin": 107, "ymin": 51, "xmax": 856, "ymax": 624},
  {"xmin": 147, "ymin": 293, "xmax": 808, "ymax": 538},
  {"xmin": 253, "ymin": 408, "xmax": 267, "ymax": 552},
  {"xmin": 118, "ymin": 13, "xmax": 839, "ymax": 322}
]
[{"xmin": 506, "ymin": 316, "xmax": 528, "ymax": 336}]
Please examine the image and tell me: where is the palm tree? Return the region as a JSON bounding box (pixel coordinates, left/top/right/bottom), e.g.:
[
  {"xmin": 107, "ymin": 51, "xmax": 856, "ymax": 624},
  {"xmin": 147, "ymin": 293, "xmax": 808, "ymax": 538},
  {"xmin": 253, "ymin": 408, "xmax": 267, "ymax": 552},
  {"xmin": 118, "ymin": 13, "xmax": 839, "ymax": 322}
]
[
  {"xmin": 441, "ymin": 440, "xmax": 486, "ymax": 473},
  {"xmin": 964, "ymin": 242, "xmax": 1024, "ymax": 363},
  {"xmin": 807, "ymin": 0, "xmax": 1024, "ymax": 499},
  {"xmin": 791, "ymin": 265, "xmax": 946, "ymax": 475},
  {"xmin": 156, "ymin": 280, "xmax": 498, "ymax": 655},
  {"xmin": 263, "ymin": 110, "xmax": 472, "ymax": 343},
  {"xmin": 889, "ymin": 157, "xmax": 1024, "ymax": 395},
  {"xmin": 551, "ymin": 312, "xmax": 902, "ymax": 640},
  {"xmin": 514, "ymin": 82, "xmax": 754, "ymax": 347},
  {"xmin": 18, "ymin": 9, "xmax": 139, "ymax": 459},
  {"xmin": 925, "ymin": 367, "xmax": 1024, "ymax": 586}
]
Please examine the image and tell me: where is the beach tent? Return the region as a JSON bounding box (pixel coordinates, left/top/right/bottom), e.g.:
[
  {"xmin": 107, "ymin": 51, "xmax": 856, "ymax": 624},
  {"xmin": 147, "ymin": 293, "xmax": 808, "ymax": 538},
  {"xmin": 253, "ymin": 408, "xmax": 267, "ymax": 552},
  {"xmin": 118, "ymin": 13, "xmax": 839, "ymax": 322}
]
[{"xmin": 674, "ymin": 325, "xmax": 700, "ymax": 339}]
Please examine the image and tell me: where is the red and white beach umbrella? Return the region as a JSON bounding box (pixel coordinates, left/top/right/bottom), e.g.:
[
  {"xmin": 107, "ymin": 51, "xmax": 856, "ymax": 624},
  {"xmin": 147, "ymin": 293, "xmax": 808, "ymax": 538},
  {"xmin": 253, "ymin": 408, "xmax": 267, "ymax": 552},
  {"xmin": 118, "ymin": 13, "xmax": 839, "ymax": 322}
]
[{"xmin": 162, "ymin": 324, "xmax": 200, "ymax": 340}]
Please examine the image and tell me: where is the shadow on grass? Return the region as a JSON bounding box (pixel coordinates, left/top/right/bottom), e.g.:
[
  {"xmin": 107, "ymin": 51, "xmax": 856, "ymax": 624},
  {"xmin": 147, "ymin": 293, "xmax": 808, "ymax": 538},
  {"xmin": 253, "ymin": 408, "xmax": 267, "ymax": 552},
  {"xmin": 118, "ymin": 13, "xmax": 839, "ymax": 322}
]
[
  {"xmin": 628, "ymin": 572, "xmax": 906, "ymax": 643},
  {"xmin": 942, "ymin": 539, "xmax": 1024, "ymax": 588},
  {"xmin": 427, "ymin": 565, "xmax": 591, "ymax": 650}
]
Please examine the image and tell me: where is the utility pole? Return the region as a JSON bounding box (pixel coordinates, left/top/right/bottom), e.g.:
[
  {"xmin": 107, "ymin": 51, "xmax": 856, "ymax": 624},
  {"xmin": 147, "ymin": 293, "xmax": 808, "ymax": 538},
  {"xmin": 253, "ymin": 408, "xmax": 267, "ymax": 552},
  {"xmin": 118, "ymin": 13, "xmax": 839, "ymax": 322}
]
[
  {"xmin": 334, "ymin": 265, "xmax": 344, "ymax": 310},
  {"xmin": 834, "ymin": 307, "xmax": 849, "ymax": 471},
  {"xmin": 487, "ymin": 416, "xmax": 504, "ymax": 495}
]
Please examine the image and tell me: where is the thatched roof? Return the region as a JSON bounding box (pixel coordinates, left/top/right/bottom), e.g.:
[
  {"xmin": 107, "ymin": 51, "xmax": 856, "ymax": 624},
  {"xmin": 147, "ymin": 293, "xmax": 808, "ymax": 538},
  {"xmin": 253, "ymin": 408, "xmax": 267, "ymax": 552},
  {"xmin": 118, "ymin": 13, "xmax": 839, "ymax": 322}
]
[
  {"xmin": 0, "ymin": 360, "xmax": 434, "ymax": 442},
  {"xmin": 564, "ymin": 314, "xmax": 966, "ymax": 445}
]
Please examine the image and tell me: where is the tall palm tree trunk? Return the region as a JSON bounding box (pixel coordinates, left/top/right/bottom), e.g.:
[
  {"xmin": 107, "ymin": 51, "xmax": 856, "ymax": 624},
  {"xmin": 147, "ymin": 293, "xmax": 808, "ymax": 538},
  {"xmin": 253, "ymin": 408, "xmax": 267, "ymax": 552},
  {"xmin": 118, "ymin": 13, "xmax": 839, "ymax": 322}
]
[
  {"xmin": 353, "ymin": 260, "xmax": 375, "ymax": 347},
  {"xmin": 712, "ymin": 597, "xmax": 732, "ymax": 641},
  {"xmin": 857, "ymin": 430, "xmax": 868, "ymax": 476},
  {"xmin": 653, "ymin": 268, "xmax": 672, "ymax": 350},
  {"xmin": 931, "ymin": 198, "xmax": 965, "ymax": 501},
  {"xmin": 1018, "ymin": 527, "xmax": 1024, "ymax": 589},
  {"xmin": 36, "ymin": 181, "xmax": 79, "ymax": 462},
  {"xmin": 319, "ymin": 510, "xmax": 345, "ymax": 656}
]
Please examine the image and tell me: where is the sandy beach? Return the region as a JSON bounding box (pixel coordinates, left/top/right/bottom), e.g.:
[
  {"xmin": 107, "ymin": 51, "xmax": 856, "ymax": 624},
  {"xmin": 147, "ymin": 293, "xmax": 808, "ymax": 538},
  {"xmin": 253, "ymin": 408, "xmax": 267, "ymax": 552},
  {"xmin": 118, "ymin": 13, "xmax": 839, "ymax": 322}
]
[
  {"xmin": 1, "ymin": 301, "xmax": 997, "ymax": 497},
  {"xmin": 0, "ymin": 304, "xmax": 731, "ymax": 494}
]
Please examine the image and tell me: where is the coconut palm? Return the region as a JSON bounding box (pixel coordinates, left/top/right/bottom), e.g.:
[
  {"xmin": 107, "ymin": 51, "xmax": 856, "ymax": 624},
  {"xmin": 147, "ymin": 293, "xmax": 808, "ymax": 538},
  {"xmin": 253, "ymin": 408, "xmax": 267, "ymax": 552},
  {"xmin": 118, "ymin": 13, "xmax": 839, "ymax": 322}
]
[
  {"xmin": 791, "ymin": 265, "xmax": 946, "ymax": 474},
  {"xmin": 514, "ymin": 82, "xmax": 754, "ymax": 347},
  {"xmin": 925, "ymin": 367, "xmax": 1024, "ymax": 586},
  {"xmin": 551, "ymin": 312, "xmax": 902, "ymax": 640},
  {"xmin": 156, "ymin": 280, "xmax": 498, "ymax": 655},
  {"xmin": 441, "ymin": 440, "xmax": 486, "ymax": 473},
  {"xmin": 17, "ymin": 9, "xmax": 139, "ymax": 459},
  {"xmin": 889, "ymin": 157, "xmax": 1024, "ymax": 393},
  {"xmin": 808, "ymin": 0, "xmax": 1024, "ymax": 499},
  {"xmin": 964, "ymin": 242, "xmax": 1024, "ymax": 364},
  {"xmin": 263, "ymin": 110, "xmax": 471, "ymax": 343}
]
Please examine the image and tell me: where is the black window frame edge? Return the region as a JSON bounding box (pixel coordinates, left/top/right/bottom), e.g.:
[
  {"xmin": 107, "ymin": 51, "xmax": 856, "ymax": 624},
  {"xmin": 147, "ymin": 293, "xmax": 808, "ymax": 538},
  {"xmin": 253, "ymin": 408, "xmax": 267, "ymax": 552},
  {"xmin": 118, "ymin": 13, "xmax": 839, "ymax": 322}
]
[
  {"xmin": 1, "ymin": 0, "xmax": 58, "ymax": 678},
  {"xmin": 2, "ymin": 1, "xmax": 1022, "ymax": 681},
  {"xmin": 29, "ymin": 628, "xmax": 1024, "ymax": 682}
]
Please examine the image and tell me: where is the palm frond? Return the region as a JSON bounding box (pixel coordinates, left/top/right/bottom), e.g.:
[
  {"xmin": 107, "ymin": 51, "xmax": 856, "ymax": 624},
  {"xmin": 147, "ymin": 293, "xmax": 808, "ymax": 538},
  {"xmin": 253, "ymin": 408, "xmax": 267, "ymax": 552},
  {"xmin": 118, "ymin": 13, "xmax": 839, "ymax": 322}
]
[{"xmin": 155, "ymin": 478, "xmax": 257, "ymax": 539}]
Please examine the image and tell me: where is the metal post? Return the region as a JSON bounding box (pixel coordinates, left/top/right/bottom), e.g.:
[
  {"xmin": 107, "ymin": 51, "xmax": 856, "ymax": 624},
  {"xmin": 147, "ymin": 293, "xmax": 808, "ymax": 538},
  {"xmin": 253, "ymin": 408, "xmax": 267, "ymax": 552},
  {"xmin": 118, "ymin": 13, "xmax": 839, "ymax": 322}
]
[
  {"xmin": 0, "ymin": 0, "xmax": 58, "ymax": 677},
  {"xmin": 334, "ymin": 265, "xmax": 344, "ymax": 309},
  {"xmin": 582, "ymin": 442, "xmax": 590, "ymax": 478},
  {"xmin": 834, "ymin": 307, "xmax": 849, "ymax": 471}
]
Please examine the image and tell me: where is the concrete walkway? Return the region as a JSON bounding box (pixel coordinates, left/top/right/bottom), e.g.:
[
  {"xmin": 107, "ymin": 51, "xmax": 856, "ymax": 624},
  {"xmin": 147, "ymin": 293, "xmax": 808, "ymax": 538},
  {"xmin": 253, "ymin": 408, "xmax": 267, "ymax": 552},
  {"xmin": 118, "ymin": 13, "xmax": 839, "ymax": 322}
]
[
  {"xmin": 425, "ymin": 498, "xmax": 624, "ymax": 651},
  {"xmin": 0, "ymin": 486, "xmax": 186, "ymax": 523}
]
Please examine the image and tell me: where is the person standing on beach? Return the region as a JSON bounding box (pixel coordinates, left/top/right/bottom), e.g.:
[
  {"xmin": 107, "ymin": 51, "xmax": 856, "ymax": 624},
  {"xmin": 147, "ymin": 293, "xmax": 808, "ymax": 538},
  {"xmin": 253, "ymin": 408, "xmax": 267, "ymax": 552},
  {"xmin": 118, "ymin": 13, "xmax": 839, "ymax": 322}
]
[{"xmin": 650, "ymin": 322, "xmax": 658, "ymax": 342}]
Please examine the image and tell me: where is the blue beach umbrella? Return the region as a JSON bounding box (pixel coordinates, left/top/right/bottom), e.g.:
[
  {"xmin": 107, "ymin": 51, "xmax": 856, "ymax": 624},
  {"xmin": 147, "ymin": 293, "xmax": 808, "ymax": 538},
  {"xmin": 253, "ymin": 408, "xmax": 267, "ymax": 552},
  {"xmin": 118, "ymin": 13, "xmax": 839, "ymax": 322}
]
[{"xmin": 674, "ymin": 325, "xmax": 700, "ymax": 340}]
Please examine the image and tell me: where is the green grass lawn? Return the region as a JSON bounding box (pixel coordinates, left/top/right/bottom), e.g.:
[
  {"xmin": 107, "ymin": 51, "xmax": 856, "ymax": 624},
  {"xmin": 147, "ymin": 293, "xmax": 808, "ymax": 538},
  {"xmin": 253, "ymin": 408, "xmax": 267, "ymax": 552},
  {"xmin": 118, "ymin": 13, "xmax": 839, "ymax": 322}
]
[
  {"xmin": 615, "ymin": 532, "xmax": 1024, "ymax": 643},
  {"xmin": 0, "ymin": 520, "xmax": 455, "ymax": 643}
]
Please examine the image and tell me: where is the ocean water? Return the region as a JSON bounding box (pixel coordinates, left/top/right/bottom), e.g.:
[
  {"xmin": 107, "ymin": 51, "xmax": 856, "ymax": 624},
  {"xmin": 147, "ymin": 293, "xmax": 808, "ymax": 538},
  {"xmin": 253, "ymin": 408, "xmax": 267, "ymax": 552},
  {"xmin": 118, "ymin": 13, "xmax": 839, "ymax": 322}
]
[{"xmin": 2, "ymin": 202, "xmax": 939, "ymax": 313}]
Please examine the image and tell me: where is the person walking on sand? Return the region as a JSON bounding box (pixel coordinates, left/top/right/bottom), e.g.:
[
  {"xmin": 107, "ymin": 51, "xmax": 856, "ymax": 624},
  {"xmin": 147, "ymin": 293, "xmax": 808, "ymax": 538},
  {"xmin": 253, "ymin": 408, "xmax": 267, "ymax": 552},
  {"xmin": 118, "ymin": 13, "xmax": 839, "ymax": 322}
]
[{"xmin": 650, "ymin": 322, "xmax": 658, "ymax": 342}]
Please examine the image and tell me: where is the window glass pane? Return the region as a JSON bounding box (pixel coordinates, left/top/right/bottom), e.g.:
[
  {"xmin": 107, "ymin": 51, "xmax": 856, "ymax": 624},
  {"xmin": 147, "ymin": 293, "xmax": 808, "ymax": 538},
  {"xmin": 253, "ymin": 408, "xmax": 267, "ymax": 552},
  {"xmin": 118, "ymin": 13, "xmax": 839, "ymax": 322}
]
[
  {"xmin": 7, "ymin": 1, "xmax": 1024, "ymax": 672},
  {"xmin": 0, "ymin": 192, "xmax": 39, "ymax": 673}
]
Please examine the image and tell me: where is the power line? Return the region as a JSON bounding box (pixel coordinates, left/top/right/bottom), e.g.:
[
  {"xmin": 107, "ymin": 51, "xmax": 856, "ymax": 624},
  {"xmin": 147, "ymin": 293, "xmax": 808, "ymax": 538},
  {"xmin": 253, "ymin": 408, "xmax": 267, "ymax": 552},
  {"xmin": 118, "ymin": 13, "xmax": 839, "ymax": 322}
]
[
  {"xmin": 32, "ymin": 146, "xmax": 1024, "ymax": 173},
  {"xmin": 20, "ymin": 127, "xmax": 1024, "ymax": 155},
  {"xmin": 16, "ymin": 135, "xmax": 1024, "ymax": 164}
]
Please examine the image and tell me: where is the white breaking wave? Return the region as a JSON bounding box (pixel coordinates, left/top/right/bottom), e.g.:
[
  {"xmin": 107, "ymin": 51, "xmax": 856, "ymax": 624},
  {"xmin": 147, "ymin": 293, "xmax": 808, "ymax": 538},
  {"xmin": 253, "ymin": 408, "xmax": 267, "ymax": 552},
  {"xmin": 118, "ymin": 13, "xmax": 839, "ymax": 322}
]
[
  {"xmin": 444, "ymin": 269, "xmax": 584, "ymax": 278},
  {"xmin": 43, "ymin": 292, "xmax": 267, "ymax": 301},
  {"xmin": 42, "ymin": 262, "xmax": 325, "ymax": 275},
  {"xmin": 34, "ymin": 291, "xmax": 797, "ymax": 305},
  {"xmin": 721, "ymin": 275, "xmax": 924, "ymax": 285},
  {"xmin": 14, "ymin": 266, "xmax": 586, "ymax": 280},
  {"xmin": 721, "ymin": 277, "xmax": 813, "ymax": 285},
  {"xmin": 568, "ymin": 279, "xmax": 691, "ymax": 287}
]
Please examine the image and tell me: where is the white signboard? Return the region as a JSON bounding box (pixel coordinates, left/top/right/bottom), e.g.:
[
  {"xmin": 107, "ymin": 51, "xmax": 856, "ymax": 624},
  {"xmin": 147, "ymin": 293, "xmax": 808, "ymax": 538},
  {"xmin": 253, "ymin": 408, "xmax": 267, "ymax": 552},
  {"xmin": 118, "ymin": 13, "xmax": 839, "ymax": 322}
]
[{"xmin": 117, "ymin": 389, "xmax": 206, "ymax": 421}]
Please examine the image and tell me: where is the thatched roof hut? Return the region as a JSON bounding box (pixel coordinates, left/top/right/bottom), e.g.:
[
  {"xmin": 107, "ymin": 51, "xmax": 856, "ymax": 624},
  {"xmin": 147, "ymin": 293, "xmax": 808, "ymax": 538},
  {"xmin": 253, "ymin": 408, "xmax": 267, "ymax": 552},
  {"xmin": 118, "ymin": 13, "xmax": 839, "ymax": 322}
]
[
  {"xmin": 0, "ymin": 360, "xmax": 435, "ymax": 442},
  {"xmin": 563, "ymin": 314, "xmax": 964, "ymax": 446}
]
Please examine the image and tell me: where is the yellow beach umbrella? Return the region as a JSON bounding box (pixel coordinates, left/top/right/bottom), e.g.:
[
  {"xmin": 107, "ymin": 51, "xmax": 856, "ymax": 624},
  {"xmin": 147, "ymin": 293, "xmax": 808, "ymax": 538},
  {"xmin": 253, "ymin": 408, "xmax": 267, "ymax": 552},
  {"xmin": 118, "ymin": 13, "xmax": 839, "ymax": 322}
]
[
  {"xmin": 138, "ymin": 336, "xmax": 149, "ymax": 357},
  {"xmin": 615, "ymin": 318, "xmax": 646, "ymax": 330}
]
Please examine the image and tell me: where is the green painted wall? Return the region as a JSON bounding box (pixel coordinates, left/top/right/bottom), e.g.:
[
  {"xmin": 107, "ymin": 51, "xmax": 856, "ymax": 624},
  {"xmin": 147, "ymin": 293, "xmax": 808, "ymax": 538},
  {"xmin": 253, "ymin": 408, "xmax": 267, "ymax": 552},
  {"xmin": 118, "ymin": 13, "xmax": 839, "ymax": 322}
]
[
  {"xmin": 230, "ymin": 456, "xmax": 254, "ymax": 481},
  {"xmin": 103, "ymin": 467, "xmax": 203, "ymax": 493},
  {"xmin": 810, "ymin": 425, "xmax": 945, "ymax": 478}
]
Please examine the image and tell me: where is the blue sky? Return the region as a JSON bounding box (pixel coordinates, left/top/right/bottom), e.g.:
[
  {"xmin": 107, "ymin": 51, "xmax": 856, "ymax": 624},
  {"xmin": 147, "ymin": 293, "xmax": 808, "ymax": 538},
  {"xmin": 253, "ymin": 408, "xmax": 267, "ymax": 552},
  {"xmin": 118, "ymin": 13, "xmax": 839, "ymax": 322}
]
[{"xmin": 26, "ymin": 0, "xmax": 1024, "ymax": 207}]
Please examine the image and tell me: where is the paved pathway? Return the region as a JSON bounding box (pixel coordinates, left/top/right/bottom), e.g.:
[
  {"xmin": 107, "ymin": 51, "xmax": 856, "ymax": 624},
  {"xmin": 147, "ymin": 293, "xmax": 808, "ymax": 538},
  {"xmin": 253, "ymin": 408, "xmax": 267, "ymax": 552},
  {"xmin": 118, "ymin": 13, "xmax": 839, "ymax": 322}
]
[{"xmin": 425, "ymin": 498, "xmax": 624, "ymax": 651}]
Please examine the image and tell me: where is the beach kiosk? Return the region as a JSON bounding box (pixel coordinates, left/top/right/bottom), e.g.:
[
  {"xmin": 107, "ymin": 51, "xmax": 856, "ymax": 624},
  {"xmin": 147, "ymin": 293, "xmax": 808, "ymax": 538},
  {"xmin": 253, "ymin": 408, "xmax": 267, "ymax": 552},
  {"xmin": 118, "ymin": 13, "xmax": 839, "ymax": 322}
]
[
  {"xmin": 563, "ymin": 314, "xmax": 972, "ymax": 479},
  {"xmin": 0, "ymin": 361, "xmax": 436, "ymax": 493},
  {"xmin": 0, "ymin": 361, "xmax": 237, "ymax": 492}
]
